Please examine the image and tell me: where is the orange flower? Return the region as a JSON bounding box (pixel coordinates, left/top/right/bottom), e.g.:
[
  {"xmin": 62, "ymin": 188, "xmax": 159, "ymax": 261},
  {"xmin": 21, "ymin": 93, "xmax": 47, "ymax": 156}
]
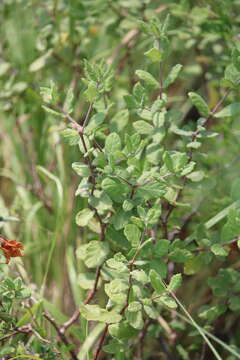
[{"xmin": 0, "ymin": 237, "xmax": 24, "ymax": 264}]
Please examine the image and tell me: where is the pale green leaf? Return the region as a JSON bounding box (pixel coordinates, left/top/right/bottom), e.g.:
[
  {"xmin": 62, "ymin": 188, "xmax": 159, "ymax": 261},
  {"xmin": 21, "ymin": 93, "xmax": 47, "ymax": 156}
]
[
  {"xmin": 144, "ymin": 47, "xmax": 162, "ymax": 62},
  {"xmin": 124, "ymin": 224, "xmax": 141, "ymax": 247},
  {"xmin": 80, "ymin": 304, "xmax": 122, "ymax": 323},
  {"xmin": 168, "ymin": 274, "xmax": 182, "ymax": 292},
  {"xmin": 214, "ymin": 103, "xmax": 240, "ymax": 118},
  {"xmin": 188, "ymin": 92, "xmax": 210, "ymax": 117},
  {"xmin": 75, "ymin": 208, "xmax": 94, "ymax": 226},
  {"xmin": 135, "ymin": 70, "xmax": 159, "ymax": 89}
]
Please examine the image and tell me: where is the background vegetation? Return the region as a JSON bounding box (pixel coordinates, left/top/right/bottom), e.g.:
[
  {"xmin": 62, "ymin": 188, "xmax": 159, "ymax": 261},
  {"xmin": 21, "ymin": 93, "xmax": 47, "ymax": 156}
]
[{"xmin": 0, "ymin": 0, "xmax": 240, "ymax": 359}]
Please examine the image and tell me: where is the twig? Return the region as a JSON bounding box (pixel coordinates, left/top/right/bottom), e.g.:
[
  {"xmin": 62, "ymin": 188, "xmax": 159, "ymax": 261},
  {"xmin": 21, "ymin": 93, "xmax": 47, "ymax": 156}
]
[
  {"xmin": 93, "ymin": 324, "xmax": 109, "ymax": 360},
  {"xmin": 136, "ymin": 319, "xmax": 151, "ymax": 359},
  {"xmin": 158, "ymin": 316, "xmax": 176, "ymax": 344},
  {"xmin": 82, "ymin": 102, "xmax": 94, "ymax": 130},
  {"xmin": 0, "ymin": 331, "xmax": 22, "ymax": 342},
  {"xmin": 61, "ymin": 266, "xmax": 102, "ymax": 333},
  {"xmin": 0, "ymin": 325, "xmax": 50, "ymax": 345},
  {"xmin": 159, "ymin": 62, "xmax": 164, "ymax": 99},
  {"xmin": 43, "ymin": 311, "xmax": 78, "ymax": 360},
  {"xmin": 192, "ymin": 237, "xmax": 239, "ymax": 253}
]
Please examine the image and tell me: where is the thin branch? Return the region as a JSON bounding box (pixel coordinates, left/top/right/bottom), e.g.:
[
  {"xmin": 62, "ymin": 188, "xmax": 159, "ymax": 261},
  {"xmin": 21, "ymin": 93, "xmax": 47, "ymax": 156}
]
[
  {"xmin": 43, "ymin": 312, "xmax": 78, "ymax": 360},
  {"xmin": 192, "ymin": 237, "xmax": 239, "ymax": 253},
  {"xmin": 0, "ymin": 331, "xmax": 21, "ymax": 342},
  {"xmin": 61, "ymin": 266, "xmax": 102, "ymax": 333},
  {"xmin": 82, "ymin": 102, "xmax": 94, "ymax": 130},
  {"xmin": 93, "ymin": 323, "xmax": 109, "ymax": 360},
  {"xmin": 136, "ymin": 319, "xmax": 151, "ymax": 359},
  {"xmin": 159, "ymin": 62, "xmax": 164, "ymax": 99},
  {"xmin": 0, "ymin": 325, "xmax": 51, "ymax": 345}
]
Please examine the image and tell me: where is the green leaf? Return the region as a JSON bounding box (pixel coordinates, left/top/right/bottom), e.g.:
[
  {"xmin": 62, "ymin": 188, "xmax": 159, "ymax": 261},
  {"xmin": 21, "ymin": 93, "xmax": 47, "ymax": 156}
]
[
  {"xmin": 184, "ymin": 253, "xmax": 207, "ymax": 275},
  {"xmin": 110, "ymin": 110, "xmax": 128, "ymax": 132},
  {"xmin": 106, "ymin": 258, "xmax": 128, "ymax": 273},
  {"xmin": 76, "ymin": 240, "xmax": 109, "ymax": 268},
  {"xmin": 149, "ymin": 259, "xmax": 168, "ymax": 278},
  {"xmin": 198, "ymin": 304, "xmax": 227, "ymax": 323},
  {"xmin": 146, "ymin": 206, "xmax": 162, "ymax": 225},
  {"xmin": 124, "ymin": 224, "xmax": 141, "ymax": 247},
  {"xmin": 84, "ymin": 81, "xmax": 98, "ymax": 102},
  {"xmin": 133, "ymin": 120, "xmax": 154, "ymax": 135},
  {"xmin": 211, "ymin": 244, "xmax": 228, "ymax": 257},
  {"xmin": 75, "ymin": 208, "xmax": 94, "ymax": 226},
  {"xmin": 144, "ymin": 48, "xmax": 162, "ymax": 62},
  {"xmin": 123, "ymin": 199, "xmax": 134, "ymax": 212},
  {"xmin": 105, "ymin": 279, "xmax": 128, "ymax": 304},
  {"xmin": 133, "ymin": 82, "xmax": 146, "ymax": 103},
  {"xmin": 163, "ymin": 64, "xmax": 183, "ymax": 89},
  {"xmin": 72, "ymin": 162, "xmax": 90, "ymax": 177},
  {"xmin": 126, "ymin": 307, "xmax": 144, "ymax": 329},
  {"xmin": 80, "ymin": 304, "xmax": 122, "ymax": 323},
  {"xmin": 105, "ymin": 132, "xmax": 121, "ymax": 153},
  {"xmin": 187, "ymin": 141, "xmax": 202, "ymax": 149},
  {"xmin": 64, "ymin": 87, "xmax": 74, "ymax": 114},
  {"xmin": 144, "ymin": 304, "xmax": 159, "ymax": 319},
  {"xmin": 12, "ymin": 82, "xmax": 27, "ymax": 94},
  {"xmin": 169, "ymin": 249, "xmax": 193, "ymax": 263},
  {"xmin": 108, "ymin": 322, "xmax": 137, "ymax": 340},
  {"xmin": 61, "ymin": 129, "xmax": 80, "ymax": 146},
  {"xmin": 135, "ymin": 181, "xmax": 166, "ymax": 200},
  {"xmin": 208, "ymin": 269, "xmax": 233, "ymax": 297},
  {"xmin": 186, "ymin": 170, "xmax": 204, "ymax": 182},
  {"xmin": 163, "ymin": 151, "xmax": 188, "ymax": 174},
  {"xmin": 188, "ymin": 92, "xmax": 210, "ymax": 117},
  {"xmin": 214, "ymin": 103, "xmax": 240, "ymax": 118},
  {"xmin": 154, "ymin": 295, "xmax": 177, "ymax": 309},
  {"xmin": 131, "ymin": 269, "xmax": 149, "ymax": 284},
  {"xmin": 78, "ymin": 272, "xmax": 95, "ymax": 290},
  {"xmin": 128, "ymin": 301, "xmax": 142, "ymax": 312},
  {"xmin": 86, "ymin": 112, "xmax": 105, "ymax": 133},
  {"xmin": 29, "ymin": 49, "xmax": 53, "ymax": 72},
  {"xmin": 224, "ymin": 64, "xmax": 240, "ymax": 87},
  {"xmin": 102, "ymin": 178, "xmax": 130, "ymax": 203},
  {"xmin": 135, "ymin": 70, "xmax": 159, "ymax": 89},
  {"xmin": 168, "ymin": 274, "xmax": 182, "ymax": 292},
  {"xmin": 221, "ymin": 209, "xmax": 240, "ymax": 242},
  {"xmin": 180, "ymin": 161, "xmax": 195, "ymax": 176},
  {"xmin": 229, "ymin": 296, "xmax": 240, "ymax": 312},
  {"xmin": 171, "ymin": 125, "xmax": 194, "ymax": 137},
  {"xmin": 154, "ymin": 239, "xmax": 170, "ymax": 257},
  {"xmin": 176, "ymin": 345, "xmax": 189, "ymax": 360},
  {"xmin": 0, "ymin": 62, "xmax": 10, "ymax": 76},
  {"xmin": 124, "ymin": 94, "xmax": 138, "ymax": 109},
  {"xmin": 149, "ymin": 269, "xmax": 166, "ymax": 295},
  {"xmin": 42, "ymin": 105, "xmax": 64, "ymax": 118},
  {"xmin": 138, "ymin": 109, "xmax": 152, "ymax": 121},
  {"xmin": 89, "ymin": 191, "xmax": 113, "ymax": 213},
  {"xmin": 0, "ymin": 312, "xmax": 13, "ymax": 323}
]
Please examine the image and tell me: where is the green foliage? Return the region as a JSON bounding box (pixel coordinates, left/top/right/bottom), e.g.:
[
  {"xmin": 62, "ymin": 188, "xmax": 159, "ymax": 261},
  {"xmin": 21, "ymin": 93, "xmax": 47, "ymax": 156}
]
[{"xmin": 1, "ymin": 0, "xmax": 240, "ymax": 359}]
